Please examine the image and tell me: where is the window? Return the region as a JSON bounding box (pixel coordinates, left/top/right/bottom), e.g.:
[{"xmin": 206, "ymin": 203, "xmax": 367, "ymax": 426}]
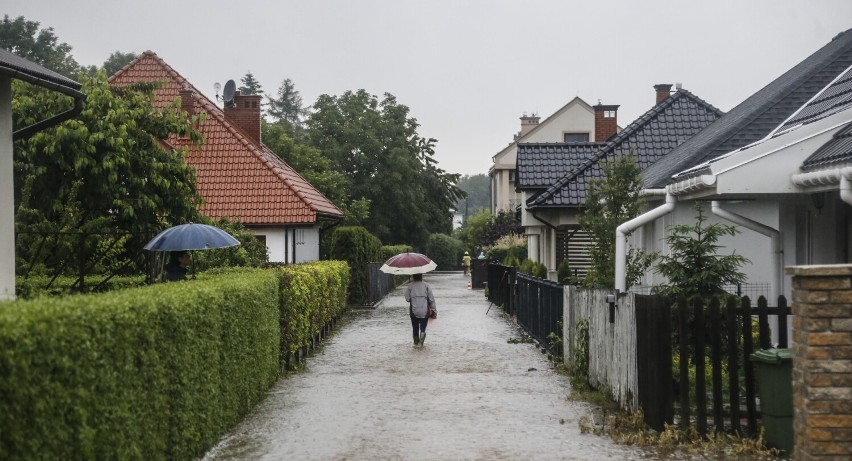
[
  {"xmin": 604, "ymin": 110, "xmax": 616, "ymax": 118},
  {"xmin": 563, "ymin": 132, "xmax": 590, "ymax": 143},
  {"xmin": 508, "ymin": 169, "xmax": 516, "ymax": 183}
]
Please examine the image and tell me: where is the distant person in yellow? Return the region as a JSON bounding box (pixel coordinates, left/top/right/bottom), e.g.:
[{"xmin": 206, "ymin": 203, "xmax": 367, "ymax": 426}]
[{"xmin": 462, "ymin": 251, "xmax": 472, "ymax": 276}]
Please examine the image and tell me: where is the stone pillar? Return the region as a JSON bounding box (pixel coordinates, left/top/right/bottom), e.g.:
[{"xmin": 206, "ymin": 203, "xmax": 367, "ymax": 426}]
[{"xmin": 786, "ymin": 264, "xmax": 852, "ymax": 461}]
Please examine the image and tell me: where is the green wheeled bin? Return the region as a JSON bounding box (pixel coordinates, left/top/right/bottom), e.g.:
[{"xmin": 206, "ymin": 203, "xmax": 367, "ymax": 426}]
[{"xmin": 750, "ymin": 348, "xmax": 793, "ymax": 453}]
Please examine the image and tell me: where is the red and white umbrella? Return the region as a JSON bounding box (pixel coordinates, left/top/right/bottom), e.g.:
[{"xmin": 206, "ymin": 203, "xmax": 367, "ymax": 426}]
[{"xmin": 379, "ymin": 252, "xmax": 437, "ymax": 275}]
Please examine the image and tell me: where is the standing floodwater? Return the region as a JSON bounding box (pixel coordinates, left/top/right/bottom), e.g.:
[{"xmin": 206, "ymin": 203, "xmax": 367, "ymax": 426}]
[{"xmin": 202, "ymin": 273, "xmax": 652, "ymax": 460}]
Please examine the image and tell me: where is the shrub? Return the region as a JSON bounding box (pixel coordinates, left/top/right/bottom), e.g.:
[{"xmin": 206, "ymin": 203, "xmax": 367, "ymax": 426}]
[
  {"xmin": 380, "ymin": 244, "xmax": 413, "ymax": 262},
  {"xmin": 424, "ymin": 233, "xmax": 465, "ymax": 270},
  {"xmin": 277, "ymin": 261, "xmax": 349, "ymax": 358},
  {"xmin": 327, "ymin": 226, "xmax": 381, "ymax": 305},
  {"xmin": 0, "ymin": 269, "xmax": 280, "ymax": 460}
]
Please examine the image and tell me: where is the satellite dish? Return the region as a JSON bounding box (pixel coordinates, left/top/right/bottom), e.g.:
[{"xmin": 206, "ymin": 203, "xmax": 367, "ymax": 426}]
[{"xmin": 222, "ymin": 80, "xmax": 236, "ymax": 103}]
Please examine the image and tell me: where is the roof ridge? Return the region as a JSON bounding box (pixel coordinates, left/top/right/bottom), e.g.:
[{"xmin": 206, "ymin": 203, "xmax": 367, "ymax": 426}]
[
  {"xmin": 529, "ymin": 90, "xmax": 721, "ymax": 206},
  {"xmin": 111, "ymin": 51, "xmax": 341, "ymax": 218}
]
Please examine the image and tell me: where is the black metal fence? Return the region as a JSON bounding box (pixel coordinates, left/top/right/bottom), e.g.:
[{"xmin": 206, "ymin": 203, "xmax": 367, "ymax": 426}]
[
  {"xmin": 516, "ymin": 273, "xmax": 564, "ymax": 355},
  {"xmin": 365, "ymin": 262, "xmax": 395, "ymax": 305},
  {"xmin": 486, "ymin": 264, "xmax": 516, "ymax": 314}
]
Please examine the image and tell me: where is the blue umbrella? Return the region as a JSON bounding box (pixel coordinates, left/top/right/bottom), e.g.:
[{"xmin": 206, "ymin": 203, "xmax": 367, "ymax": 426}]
[{"xmin": 143, "ymin": 223, "xmax": 240, "ymax": 251}]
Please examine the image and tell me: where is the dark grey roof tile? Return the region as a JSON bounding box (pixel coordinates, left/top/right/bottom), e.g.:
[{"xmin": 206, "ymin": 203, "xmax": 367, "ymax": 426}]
[{"xmin": 644, "ymin": 28, "xmax": 852, "ymax": 188}]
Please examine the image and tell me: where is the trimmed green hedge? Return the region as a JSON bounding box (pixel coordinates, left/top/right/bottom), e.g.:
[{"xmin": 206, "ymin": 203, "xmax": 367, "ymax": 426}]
[
  {"xmin": 0, "ymin": 264, "xmax": 349, "ymax": 460},
  {"xmin": 278, "ymin": 261, "xmax": 349, "ymax": 358},
  {"xmin": 328, "ymin": 226, "xmax": 381, "ymax": 305}
]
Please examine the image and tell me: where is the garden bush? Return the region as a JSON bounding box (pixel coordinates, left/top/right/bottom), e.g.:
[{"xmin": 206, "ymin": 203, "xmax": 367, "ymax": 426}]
[
  {"xmin": 327, "ymin": 226, "xmax": 381, "ymax": 305},
  {"xmin": 277, "ymin": 260, "xmax": 349, "ymax": 359},
  {"xmin": 0, "ymin": 269, "xmax": 281, "ymax": 460},
  {"xmin": 424, "ymin": 233, "xmax": 465, "ymax": 270}
]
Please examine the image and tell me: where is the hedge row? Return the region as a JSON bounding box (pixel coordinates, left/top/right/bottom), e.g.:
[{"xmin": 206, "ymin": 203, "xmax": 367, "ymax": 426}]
[
  {"xmin": 327, "ymin": 226, "xmax": 381, "ymax": 305},
  {"xmin": 0, "ymin": 262, "xmax": 349, "ymax": 460},
  {"xmin": 278, "ymin": 261, "xmax": 349, "ymax": 358}
]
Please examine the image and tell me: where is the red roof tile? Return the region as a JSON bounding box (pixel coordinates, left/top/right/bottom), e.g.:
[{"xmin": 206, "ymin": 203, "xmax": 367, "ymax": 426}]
[{"xmin": 108, "ymin": 51, "xmax": 342, "ymax": 225}]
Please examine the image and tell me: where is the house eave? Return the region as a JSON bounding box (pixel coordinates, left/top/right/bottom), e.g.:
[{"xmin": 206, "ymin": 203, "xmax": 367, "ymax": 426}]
[{"xmin": 666, "ymin": 174, "xmax": 717, "ymax": 197}]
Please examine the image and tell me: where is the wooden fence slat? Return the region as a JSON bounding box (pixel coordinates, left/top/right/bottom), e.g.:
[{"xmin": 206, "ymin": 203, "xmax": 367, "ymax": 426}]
[
  {"xmin": 726, "ymin": 295, "xmax": 741, "ymax": 435},
  {"xmin": 758, "ymin": 296, "xmax": 771, "ymax": 350},
  {"xmin": 741, "ymin": 296, "xmax": 758, "ymax": 436},
  {"xmin": 778, "ymin": 295, "xmax": 788, "ymax": 348},
  {"xmin": 710, "ymin": 297, "xmax": 724, "ymax": 433},
  {"xmin": 694, "ymin": 298, "xmax": 707, "ymax": 437},
  {"xmin": 678, "ymin": 298, "xmax": 691, "ymax": 430}
]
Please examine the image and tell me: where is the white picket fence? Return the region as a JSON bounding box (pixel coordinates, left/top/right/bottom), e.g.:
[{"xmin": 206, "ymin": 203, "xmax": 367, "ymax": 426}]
[{"xmin": 563, "ymin": 287, "xmax": 640, "ymax": 411}]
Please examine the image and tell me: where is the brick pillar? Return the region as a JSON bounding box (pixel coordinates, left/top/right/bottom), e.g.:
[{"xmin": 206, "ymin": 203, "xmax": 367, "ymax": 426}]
[{"xmin": 786, "ymin": 264, "xmax": 852, "ymax": 461}]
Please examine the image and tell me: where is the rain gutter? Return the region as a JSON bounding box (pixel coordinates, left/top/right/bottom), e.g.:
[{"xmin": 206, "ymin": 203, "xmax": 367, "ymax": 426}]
[
  {"xmin": 615, "ymin": 192, "xmax": 676, "ymax": 292},
  {"xmin": 792, "ymin": 166, "xmax": 852, "ymax": 206},
  {"xmin": 1, "ymin": 67, "xmax": 87, "ymax": 141},
  {"xmin": 710, "ymin": 201, "xmax": 782, "ymax": 300}
]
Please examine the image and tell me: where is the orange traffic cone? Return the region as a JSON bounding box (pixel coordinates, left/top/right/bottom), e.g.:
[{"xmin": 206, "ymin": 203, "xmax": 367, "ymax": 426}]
[{"xmin": 467, "ymin": 280, "xmax": 472, "ymax": 290}]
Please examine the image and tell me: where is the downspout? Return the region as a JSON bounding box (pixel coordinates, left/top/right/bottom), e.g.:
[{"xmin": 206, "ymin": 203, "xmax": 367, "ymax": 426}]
[
  {"xmin": 710, "ymin": 201, "xmax": 782, "ymax": 300},
  {"xmin": 615, "ymin": 192, "xmax": 676, "ymax": 292},
  {"xmin": 842, "ymin": 169, "xmax": 852, "ymax": 205}
]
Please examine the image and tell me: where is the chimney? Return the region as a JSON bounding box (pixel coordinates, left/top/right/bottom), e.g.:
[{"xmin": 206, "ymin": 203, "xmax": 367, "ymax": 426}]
[
  {"xmin": 519, "ymin": 114, "xmax": 540, "ymax": 137},
  {"xmin": 224, "ymin": 91, "xmax": 263, "ymax": 144},
  {"xmin": 593, "ymin": 104, "xmax": 619, "ymax": 142},
  {"xmin": 654, "ymin": 84, "xmax": 673, "ymax": 104},
  {"xmin": 179, "ymin": 87, "xmax": 195, "ymax": 116}
]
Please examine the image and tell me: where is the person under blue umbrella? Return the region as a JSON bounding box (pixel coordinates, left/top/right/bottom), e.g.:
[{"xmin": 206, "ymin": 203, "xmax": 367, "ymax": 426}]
[{"xmin": 164, "ymin": 251, "xmax": 191, "ymax": 281}]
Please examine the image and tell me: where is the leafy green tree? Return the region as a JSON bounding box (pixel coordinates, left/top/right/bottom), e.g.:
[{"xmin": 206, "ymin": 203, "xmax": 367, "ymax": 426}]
[
  {"xmin": 455, "ymin": 174, "xmax": 490, "ymax": 221},
  {"xmin": 261, "ymin": 120, "xmax": 369, "ymax": 225},
  {"xmin": 580, "ymin": 153, "xmax": 656, "ymax": 288},
  {"xmin": 0, "ymin": 15, "xmax": 83, "ymax": 78},
  {"xmin": 239, "ymin": 71, "xmax": 263, "ymax": 95},
  {"xmin": 13, "ymin": 72, "xmax": 203, "ymax": 289},
  {"xmin": 307, "ymin": 90, "xmax": 464, "ymax": 248},
  {"xmin": 267, "ymin": 78, "xmax": 306, "ymax": 136},
  {"xmin": 455, "ymin": 209, "xmax": 491, "ymax": 255},
  {"xmin": 103, "ymin": 50, "xmax": 137, "ymax": 76},
  {"xmin": 655, "ymin": 204, "xmax": 749, "ymax": 301}
]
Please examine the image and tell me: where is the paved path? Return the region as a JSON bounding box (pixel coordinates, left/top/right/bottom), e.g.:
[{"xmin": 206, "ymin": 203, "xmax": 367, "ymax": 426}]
[{"xmin": 202, "ymin": 272, "xmax": 653, "ymax": 460}]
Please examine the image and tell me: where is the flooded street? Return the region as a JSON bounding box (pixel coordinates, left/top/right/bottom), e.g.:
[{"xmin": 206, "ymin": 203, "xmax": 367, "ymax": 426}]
[{"xmin": 202, "ymin": 273, "xmax": 654, "ymax": 460}]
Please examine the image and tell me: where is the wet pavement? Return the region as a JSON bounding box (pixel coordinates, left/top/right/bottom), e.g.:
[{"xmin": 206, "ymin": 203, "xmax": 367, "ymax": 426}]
[{"xmin": 202, "ymin": 272, "xmax": 655, "ymax": 460}]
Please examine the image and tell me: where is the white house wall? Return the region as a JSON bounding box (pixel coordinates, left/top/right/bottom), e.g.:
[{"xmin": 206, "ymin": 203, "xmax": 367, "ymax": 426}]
[
  {"xmin": 250, "ymin": 225, "xmax": 321, "ymax": 264},
  {"xmin": 634, "ymin": 200, "xmax": 777, "ymax": 298}
]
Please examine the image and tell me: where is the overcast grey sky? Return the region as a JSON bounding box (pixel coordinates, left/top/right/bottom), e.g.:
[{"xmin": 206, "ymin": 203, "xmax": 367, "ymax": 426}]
[{"xmin": 5, "ymin": 1, "xmax": 852, "ymax": 176}]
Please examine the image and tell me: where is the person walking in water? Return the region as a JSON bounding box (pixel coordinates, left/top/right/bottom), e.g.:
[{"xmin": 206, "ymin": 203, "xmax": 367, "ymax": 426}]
[
  {"xmin": 462, "ymin": 251, "xmax": 472, "ymax": 276},
  {"xmin": 405, "ymin": 273, "xmax": 436, "ymax": 346}
]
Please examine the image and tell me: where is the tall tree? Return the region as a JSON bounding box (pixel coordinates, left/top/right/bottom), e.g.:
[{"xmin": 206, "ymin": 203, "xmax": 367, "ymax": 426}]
[
  {"xmin": 579, "ymin": 153, "xmax": 655, "ymax": 288},
  {"xmin": 238, "ymin": 71, "xmax": 263, "ymax": 95},
  {"xmin": 455, "ymin": 173, "xmax": 490, "ymax": 221},
  {"xmin": 103, "ymin": 50, "xmax": 137, "ymax": 76},
  {"xmin": 267, "ymin": 78, "xmax": 306, "ymax": 136},
  {"xmin": 0, "ymin": 15, "xmax": 83, "ymax": 78},
  {"xmin": 13, "ymin": 72, "xmax": 203, "ymax": 287},
  {"xmin": 307, "ymin": 90, "xmax": 463, "ymax": 247},
  {"xmin": 262, "ymin": 120, "xmax": 370, "ymax": 224}
]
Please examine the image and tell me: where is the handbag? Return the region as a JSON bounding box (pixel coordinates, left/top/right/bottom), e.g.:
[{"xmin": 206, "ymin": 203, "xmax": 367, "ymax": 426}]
[{"xmin": 427, "ymin": 305, "xmax": 437, "ymax": 319}]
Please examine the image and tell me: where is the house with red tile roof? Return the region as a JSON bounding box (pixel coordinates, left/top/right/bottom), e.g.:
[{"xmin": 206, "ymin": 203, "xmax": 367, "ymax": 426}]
[{"xmin": 109, "ymin": 51, "xmax": 343, "ymax": 263}]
